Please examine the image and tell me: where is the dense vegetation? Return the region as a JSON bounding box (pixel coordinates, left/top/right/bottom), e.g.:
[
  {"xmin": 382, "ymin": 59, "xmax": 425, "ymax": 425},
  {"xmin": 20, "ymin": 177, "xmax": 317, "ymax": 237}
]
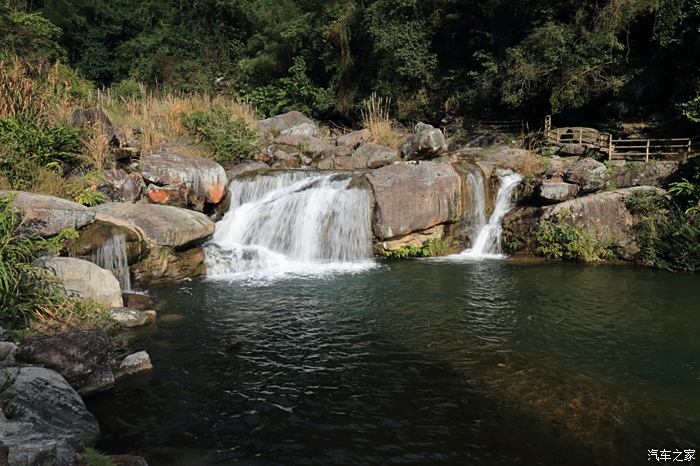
[{"xmin": 0, "ymin": 0, "xmax": 698, "ymax": 126}]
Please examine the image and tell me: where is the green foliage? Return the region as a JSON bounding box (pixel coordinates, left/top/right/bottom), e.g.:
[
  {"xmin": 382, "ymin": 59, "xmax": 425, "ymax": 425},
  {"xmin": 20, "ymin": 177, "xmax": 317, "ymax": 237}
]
[
  {"xmin": 240, "ymin": 57, "xmax": 335, "ymax": 118},
  {"xmin": 65, "ymin": 171, "xmax": 107, "ymax": 207},
  {"xmin": 83, "ymin": 448, "xmax": 116, "ymax": 466},
  {"xmin": 0, "ymin": 1, "xmax": 65, "ymax": 62},
  {"xmin": 0, "ymin": 195, "xmax": 64, "ymax": 328},
  {"xmin": 181, "ymin": 108, "xmax": 260, "ymax": 166},
  {"xmin": 110, "ymin": 79, "xmax": 142, "ymax": 101},
  {"xmin": 626, "ymin": 190, "xmax": 700, "ymax": 272},
  {"xmin": 0, "ymin": 117, "xmax": 82, "ymax": 190},
  {"xmin": 534, "ymin": 211, "xmax": 613, "ymax": 262},
  {"xmin": 384, "ymin": 238, "xmax": 457, "ymax": 258}
]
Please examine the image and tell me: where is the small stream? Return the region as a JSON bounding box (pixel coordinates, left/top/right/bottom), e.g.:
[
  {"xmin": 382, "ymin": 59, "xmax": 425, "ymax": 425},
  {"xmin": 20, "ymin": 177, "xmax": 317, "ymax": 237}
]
[{"xmin": 87, "ymin": 261, "xmax": 700, "ymax": 465}]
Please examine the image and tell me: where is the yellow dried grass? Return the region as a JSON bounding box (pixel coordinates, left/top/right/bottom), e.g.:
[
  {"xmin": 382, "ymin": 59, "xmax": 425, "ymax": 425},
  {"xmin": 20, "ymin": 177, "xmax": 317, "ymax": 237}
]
[
  {"xmin": 361, "ymin": 93, "xmax": 401, "ymax": 148},
  {"xmin": 97, "ymin": 89, "xmax": 257, "ymax": 153}
]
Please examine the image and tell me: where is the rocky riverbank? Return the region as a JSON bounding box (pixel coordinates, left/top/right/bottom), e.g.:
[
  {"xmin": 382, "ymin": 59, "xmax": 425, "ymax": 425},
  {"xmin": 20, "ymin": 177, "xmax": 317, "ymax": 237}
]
[{"xmin": 1, "ymin": 107, "xmax": 696, "ymax": 464}]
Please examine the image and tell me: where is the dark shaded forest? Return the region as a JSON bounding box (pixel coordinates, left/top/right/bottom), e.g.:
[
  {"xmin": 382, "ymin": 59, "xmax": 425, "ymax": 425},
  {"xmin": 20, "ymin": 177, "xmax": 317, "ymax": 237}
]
[{"xmin": 1, "ymin": 0, "xmax": 699, "ymax": 127}]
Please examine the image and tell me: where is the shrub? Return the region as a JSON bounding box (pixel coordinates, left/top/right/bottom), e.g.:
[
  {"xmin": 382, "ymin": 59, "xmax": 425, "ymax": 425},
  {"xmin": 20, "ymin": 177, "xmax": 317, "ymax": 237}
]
[
  {"xmin": 0, "ymin": 195, "xmax": 64, "ymax": 328},
  {"xmin": 626, "ymin": 190, "xmax": 700, "ymax": 272},
  {"xmin": 0, "ymin": 117, "xmax": 82, "ymax": 190},
  {"xmin": 181, "ymin": 107, "xmax": 260, "ymax": 166},
  {"xmin": 385, "ymin": 238, "xmax": 458, "ymax": 258},
  {"xmin": 534, "ymin": 212, "xmax": 613, "ymax": 262}
]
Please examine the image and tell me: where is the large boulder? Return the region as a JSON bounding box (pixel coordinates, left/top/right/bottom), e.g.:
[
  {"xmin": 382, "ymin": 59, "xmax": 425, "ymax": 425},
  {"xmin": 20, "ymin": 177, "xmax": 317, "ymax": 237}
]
[
  {"xmin": 14, "ymin": 330, "xmax": 116, "ymax": 396},
  {"xmin": 336, "ymin": 129, "xmax": 371, "ymax": 149},
  {"xmin": 131, "ymin": 247, "xmax": 207, "ymax": 285},
  {"xmin": 537, "ymin": 181, "xmax": 580, "ymax": 204},
  {"xmin": 605, "ymin": 160, "xmax": 680, "ymax": 189},
  {"xmin": 563, "ymin": 158, "xmax": 606, "ymax": 193},
  {"xmin": 226, "ymin": 161, "xmax": 269, "ymax": 180},
  {"xmin": 40, "ymin": 257, "xmax": 123, "ymax": 308},
  {"xmin": 0, "ymin": 366, "xmax": 100, "ymax": 466},
  {"xmin": 98, "ymin": 169, "xmax": 145, "ymax": 203},
  {"xmin": 268, "ymin": 134, "xmax": 329, "ymax": 155},
  {"xmin": 141, "ymin": 143, "xmax": 227, "ymax": 210},
  {"xmin": 95, "ymin": 203, "xmax": 214, "ymax": 249},
  {"xmin": 0, "ymin": 191, "xmax": 94, "ymax": 237},
  {"xmin": 365, "ymin": 161, "xmax": 461, "ymax": 239},
  {"xmin": 353, "ymin": 143, "xmax": 399, "ymax": 169},
  {"xmin": 256, "ymin": 111, "xmax": 319, "ymax": 137},
  {"xmin": 400, "ymin": 123, "xmax": 448, "ymax": 160},
  {"xmin": 70, "ymin": 214, "xmax": 143, "ymax": 264}
]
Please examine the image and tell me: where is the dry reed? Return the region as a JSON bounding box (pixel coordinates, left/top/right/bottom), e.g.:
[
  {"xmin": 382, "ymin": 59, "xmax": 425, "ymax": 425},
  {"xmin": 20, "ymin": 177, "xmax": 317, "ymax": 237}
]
[{"xmin": 361, "ymin": 93, "xmax": 400, "ymax": 148}]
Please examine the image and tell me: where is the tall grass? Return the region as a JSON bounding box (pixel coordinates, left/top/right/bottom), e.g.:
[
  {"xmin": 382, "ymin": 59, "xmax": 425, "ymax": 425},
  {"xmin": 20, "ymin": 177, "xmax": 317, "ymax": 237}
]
[
  {"xmin": 97, "ymin": 89, "xmax": 258, "ymax": 153},
  {"xmin": 361, "ymin": 93, "xmax": 399, "ymax": 148}
]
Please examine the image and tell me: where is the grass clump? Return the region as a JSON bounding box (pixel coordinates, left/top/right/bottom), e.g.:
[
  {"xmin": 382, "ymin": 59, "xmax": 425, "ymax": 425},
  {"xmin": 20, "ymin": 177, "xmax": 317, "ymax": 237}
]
[
  {"xmin": 83, "ymin": 448, "xmax": 116, "ymax": 466},
  {"xmin": 534, "ymin": 211, "xmax": 614, "ymax": 262},
  {"xmin": 626, "ymin": 190, "xmax": 700, "ymax": 272},
  {"xmin": 181, "ymin": 107, "xmax": 260, "ymax": 167},
  {"xmin": 98, "ymin": 90, "xmax": 257, "ymax": 154},
  {"xmin": 385, "ymin": 238, "xmax": 458, "ymax": 258},
  {"xmin": 361, "ymin": 93, "xmax": 400, "ymax": 148},
  {"xmin": 0, "ymin": 195, "xmax": 112, "ymax": 334}
]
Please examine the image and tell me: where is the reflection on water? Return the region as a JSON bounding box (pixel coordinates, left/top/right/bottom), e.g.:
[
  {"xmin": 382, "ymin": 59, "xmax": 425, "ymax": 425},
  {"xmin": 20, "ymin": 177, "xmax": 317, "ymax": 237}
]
[{"xmin": 88, "ymin": 261, "xmax": 700, "ymax": 466}]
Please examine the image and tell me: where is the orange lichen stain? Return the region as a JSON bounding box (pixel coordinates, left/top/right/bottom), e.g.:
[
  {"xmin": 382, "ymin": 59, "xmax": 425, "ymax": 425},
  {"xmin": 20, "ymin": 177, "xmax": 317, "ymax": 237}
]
[
  {"xmin": 208, "ymin": 185, "xmax": 225, "ymax": 204},
  {"xmin": 147, "ymin": 190, "xmax": 171, "ymax": 204}
]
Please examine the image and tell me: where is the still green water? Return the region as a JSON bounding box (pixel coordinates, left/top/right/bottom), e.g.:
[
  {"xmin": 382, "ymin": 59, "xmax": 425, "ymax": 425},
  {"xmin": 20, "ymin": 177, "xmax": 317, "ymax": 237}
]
[{"xmin": 87, "ymin": 260, "xmax": 700, "ymax": 465}]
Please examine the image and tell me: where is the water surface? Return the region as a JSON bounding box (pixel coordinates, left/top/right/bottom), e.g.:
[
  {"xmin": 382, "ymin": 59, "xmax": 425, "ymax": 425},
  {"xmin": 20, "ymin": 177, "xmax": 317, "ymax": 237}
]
[{"xmin": 88, "ymin": 260, "xmax": 700, "ymax": 465}]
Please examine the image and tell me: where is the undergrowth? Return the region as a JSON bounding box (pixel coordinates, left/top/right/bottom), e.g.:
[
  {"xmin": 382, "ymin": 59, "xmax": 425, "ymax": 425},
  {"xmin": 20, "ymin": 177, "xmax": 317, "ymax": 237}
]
[{"xmin": 384, "ymin": 238, "xmax": 458, "ymax": 258}]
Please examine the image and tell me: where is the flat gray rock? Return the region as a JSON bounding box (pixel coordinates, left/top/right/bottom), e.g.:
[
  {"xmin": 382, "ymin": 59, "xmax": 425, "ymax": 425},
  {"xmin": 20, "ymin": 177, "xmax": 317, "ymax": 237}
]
[
  {"xmin": 95, "ymin": 203, "xmax": 214, "ymax": 248},
  {"xmin": 0, "ymin": 191, "xmax": 94, "ymax": 237}
]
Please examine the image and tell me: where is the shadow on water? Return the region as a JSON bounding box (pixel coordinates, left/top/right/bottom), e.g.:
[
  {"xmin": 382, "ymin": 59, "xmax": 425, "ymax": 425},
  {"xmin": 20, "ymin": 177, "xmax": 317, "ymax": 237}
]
[{"xmin": 87, "ymin": 260, "xmax": 700, "ymax": 465}]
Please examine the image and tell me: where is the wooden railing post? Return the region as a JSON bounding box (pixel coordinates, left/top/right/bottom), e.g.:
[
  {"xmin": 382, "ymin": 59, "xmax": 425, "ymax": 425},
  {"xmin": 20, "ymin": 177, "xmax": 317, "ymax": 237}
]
[
  {"xmin": 578, "ymin": 128, "xmax": 583, "ymax": 144},
  {"xmin": 556, "ymin": 128, "xmax": 561, "ymax": 144},
  {"xmin": 608, "ymin": 134, "xmax": 613, "ymax": 161},
  {"xmin": 689, "ymin": 139, "xmax": 693, "ymax": 154},
  {"xmin": 646, "ymin": 139, "xmax": 650, "ymax": 162},
  {"xmin": 544, "ymin": 115, "xmax": 552, "ymax": 134}
]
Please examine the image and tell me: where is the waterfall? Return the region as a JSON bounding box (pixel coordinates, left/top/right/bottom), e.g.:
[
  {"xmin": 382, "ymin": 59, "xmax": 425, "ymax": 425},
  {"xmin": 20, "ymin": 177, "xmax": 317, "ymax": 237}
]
[
  {"xmin": 466, "ymin": 171, "xmax": 487, "ymax": 239},
  {"xmin": 461, "ymin": 172, "xmax": 522, "ymax": 259},
  {"xmin": 205, "ymin": 171, "xmax": 374, "ymax": 279},
  {"xmin": 92, "ymin": 234, "xmax": 131, "ymax": 291}
]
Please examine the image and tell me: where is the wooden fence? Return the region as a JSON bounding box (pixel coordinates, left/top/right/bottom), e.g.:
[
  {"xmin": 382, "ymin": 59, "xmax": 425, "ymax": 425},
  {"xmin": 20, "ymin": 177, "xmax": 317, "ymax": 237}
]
[
  {"xmin": 477, "ymin": 119, "xmax": 529, "ymax": 134},
  {"xmin": 544, "ymin": 115, "xmax": 697, "ymax": 161}
]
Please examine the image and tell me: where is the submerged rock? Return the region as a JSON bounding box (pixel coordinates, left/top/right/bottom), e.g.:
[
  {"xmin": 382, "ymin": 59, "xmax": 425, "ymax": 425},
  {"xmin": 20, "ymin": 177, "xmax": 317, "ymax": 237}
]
[
  {"xmin": 366, "ymin": 161, "xmax": 461, "ymax": 239},
  {"xmin": 14, "ymin": 330, "xmax": 116, "ymax": 396},
  {"xmin": 0, "ymin": 191, "xmax": 95, "ymax": 237},
  {"xmin": 109, "ymin": 307, "xmax": 155, "ymax": 328},
  {"xmin": 116, "ymin": 351, "xmax": 153, "ymax": 378},
  {"xmin": 40, "ymin": 257, "xmax": 124, "ymax": 308},
  {"xmin": 0, "ymin": 366, "xmax": 100, "ymax": 466},
  {"xmin": 122, "ymin": 292, "xmax": 155, "ymax": 310}
]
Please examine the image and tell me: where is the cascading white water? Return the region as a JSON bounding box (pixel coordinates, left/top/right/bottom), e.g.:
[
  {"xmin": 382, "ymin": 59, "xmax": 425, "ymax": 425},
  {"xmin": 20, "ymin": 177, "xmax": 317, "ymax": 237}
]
[
  {"xmin": 205, "ymin": 171, "xmax": 374, "ymax": 279},
  {"xmin": 466, "ymin": 171, "xmax": 487, "ymax": 238},
  {"xmin": 461, "ymin": 172, "xmax": 522, "ymax": 259},
  {"xmin": 92, "ymin": 234, "xmax": 131, "ymax": 291}
]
